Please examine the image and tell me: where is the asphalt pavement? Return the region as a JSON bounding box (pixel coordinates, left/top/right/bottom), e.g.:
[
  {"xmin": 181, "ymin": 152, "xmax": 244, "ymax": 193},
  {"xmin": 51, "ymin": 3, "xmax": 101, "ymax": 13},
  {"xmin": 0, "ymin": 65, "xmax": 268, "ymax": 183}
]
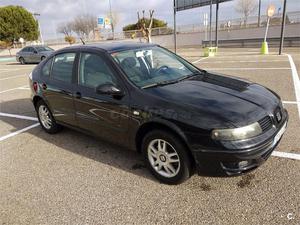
[{"xmin": 0, "ymin": 47, "xmax": 299, "ymax": 225}]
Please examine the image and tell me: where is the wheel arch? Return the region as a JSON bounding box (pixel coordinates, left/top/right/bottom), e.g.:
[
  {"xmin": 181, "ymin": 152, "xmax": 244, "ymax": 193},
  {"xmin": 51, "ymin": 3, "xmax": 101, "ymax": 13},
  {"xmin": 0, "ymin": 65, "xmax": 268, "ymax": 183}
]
[{"xmin": 135, "ymin": 120, "xmax": 195, "ymax": 165}]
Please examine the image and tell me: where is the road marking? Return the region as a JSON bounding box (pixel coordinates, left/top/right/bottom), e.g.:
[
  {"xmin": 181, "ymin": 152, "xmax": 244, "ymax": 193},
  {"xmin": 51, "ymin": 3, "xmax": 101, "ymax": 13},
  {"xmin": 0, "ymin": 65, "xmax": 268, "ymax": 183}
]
[
  {"xmin": 0, "ymin": 74, "xmax": 26, "ymax": 81},
  {"xmin": 199, "ymin": 60, "xmax": 288, "ymax": 64},
  {"xmin": 0, "ymin": 112, "xmax": 38, "ymax": 121},
  {"xmin": 0, "ymin": 123, "xmax": 40, "ymax": 142},
  {"xmin": 192, "ymin": 57, "xmax": 208, "ymax": 64},
  {"xmin": 285, "ymin": 54, "xmax": 300, "ymax": 120},
  {"xmin": 0, "ymin": 85, "xmax": 29, "ymax": 94},
  {"xmin": 272, "ymin": 151, "xmax": 300, "ymax": 160},
  {"xmin": 283, "ymin": 101, "xmax": 300, "ymax": 105},
  {"xmin": 203, "ymin": 68, "xmax": 291, "ymax": 70}
]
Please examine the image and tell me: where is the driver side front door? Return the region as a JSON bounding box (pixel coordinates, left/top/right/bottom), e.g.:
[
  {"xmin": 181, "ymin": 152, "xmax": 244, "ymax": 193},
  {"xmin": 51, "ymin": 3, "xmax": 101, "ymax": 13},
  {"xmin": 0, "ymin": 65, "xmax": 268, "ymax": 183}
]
[{"xmin": 73, "ymin": 51, "xmax": 130, "ymax": 146}]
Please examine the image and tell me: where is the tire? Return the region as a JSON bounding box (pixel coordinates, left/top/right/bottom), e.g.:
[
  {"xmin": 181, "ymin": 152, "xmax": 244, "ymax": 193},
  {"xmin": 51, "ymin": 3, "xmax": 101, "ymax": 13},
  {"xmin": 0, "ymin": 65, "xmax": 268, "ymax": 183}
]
[
  {"xmin": 142, "ymin": 130, "xmax": 192, "ymax": 184},
  {"xmin": 41, "ymin": 56, "xmax": 46, "ymax": 61},
  {"xmin": 19, "ymin": 57, "xmax": 25, "ymax": 64},
  {"xmin": 36, "ymin": 100, "xmax": 62, "ymax": 134}
]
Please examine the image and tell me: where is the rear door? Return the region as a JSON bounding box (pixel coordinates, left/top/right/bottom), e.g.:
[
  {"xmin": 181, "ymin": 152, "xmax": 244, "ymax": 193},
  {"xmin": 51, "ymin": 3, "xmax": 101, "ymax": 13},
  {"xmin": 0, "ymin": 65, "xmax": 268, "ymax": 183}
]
[
  {"xmin": 41, "ymin": 52, "xmax": 77, "ymax": 126},
  {"xmin": 73, "ymin": 50, "xmax": 130, "ymax": 145},
  {"xmin": 26, "ymin": 47, "xmax": 36, "ymax": 62}
]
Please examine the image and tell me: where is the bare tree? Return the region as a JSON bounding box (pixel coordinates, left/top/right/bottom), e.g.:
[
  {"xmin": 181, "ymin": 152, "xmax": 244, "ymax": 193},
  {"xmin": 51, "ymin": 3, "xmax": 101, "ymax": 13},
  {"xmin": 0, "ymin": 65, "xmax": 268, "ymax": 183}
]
[
  {"xmin": 235, "ymin": 0, "xmax": 258, "ymax": 26},
  {"xmin": 107, "ymin": 11, "xmax": 120, "ymax": 39},
  {"xmin": 137, "ymin": 10, "xmax": 154, "ymax": 43},
  {"xmin": 57, "ymin": 22, "xmax": 73, "ymax": 37},
  {"xmin": 71, "ymin": 14, "xmax": 97, "ymax": 40}
]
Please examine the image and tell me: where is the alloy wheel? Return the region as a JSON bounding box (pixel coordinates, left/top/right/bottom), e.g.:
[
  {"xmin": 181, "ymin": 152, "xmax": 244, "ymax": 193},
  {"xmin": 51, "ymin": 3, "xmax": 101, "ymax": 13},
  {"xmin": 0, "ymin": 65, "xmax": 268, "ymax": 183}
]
[
  {"xmin": 38, "ymin": 105, "xmax": 52, "ymax": 129},
  {"xmin": 147, "ymin": 139, "xmax": 180, "ymax": 178}
]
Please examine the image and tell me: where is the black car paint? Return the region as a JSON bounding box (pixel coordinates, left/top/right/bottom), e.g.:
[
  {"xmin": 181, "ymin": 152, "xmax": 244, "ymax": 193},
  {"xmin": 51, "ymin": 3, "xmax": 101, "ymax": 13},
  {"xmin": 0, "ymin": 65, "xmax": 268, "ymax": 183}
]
[{"xmin": 30, "ymin": 43, "xmax": 288, "ymax": 174}]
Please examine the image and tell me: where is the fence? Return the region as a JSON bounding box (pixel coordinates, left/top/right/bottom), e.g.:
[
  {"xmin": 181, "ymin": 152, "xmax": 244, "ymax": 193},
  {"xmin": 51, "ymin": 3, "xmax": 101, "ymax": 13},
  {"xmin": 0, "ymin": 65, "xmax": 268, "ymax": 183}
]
[{"xmin": 41, "ymin": 11, "xmax": 300, "ymax": 46}]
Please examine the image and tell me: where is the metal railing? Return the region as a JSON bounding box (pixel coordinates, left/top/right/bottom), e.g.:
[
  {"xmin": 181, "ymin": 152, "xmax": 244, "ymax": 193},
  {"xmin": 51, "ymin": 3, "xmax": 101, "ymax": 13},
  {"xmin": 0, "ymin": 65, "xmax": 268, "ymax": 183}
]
[{"xmin": 42, "ymin": 11, "xmax": 300, "ymax": 46}]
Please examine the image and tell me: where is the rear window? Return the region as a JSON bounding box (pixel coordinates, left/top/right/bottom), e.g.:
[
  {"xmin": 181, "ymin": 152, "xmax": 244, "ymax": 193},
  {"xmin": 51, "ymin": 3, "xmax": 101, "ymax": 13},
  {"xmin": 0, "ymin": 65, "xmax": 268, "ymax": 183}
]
[
  {"xmin": 41, "ymin": 58, "xmax": 53, "ymax": 77},
  {"xmin": 51, "ymin": 53, "xmax": 76, "ymax": 83}
]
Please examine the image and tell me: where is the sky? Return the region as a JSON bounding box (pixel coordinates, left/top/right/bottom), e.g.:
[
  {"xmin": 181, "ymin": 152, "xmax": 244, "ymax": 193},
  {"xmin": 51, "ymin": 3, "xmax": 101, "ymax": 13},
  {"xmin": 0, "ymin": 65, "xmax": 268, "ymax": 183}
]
[{"xmin": 0, "ymin": 0, "xmax": 299, "ymax": 40}]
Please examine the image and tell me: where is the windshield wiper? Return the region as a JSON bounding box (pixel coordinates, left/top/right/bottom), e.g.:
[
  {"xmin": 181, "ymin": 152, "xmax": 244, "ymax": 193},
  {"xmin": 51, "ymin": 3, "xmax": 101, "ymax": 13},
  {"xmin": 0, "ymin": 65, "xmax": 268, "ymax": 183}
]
[
  {"xmin": 177, "ymin": 70, "xmax": 206, "ymax": 82},
  {"xmin": 141, "ymin": 79, "xmax": 179, "ymax": 89}
]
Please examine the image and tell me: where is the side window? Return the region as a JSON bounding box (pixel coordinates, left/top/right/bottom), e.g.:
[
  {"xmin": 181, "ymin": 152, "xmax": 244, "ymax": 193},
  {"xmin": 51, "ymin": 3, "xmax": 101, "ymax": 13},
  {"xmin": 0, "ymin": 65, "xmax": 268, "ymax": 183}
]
[
  {"xmin": 22, "ymin": 47, "xmax": 29, "ymax": 52},
  {"xmin": 51, "ymin": 53, "xmax": 75, "ymax": 83},
  {"xmin": 28, "ymin": 47, "xmax": 34, "ymax": 53},
  {"xmin": 41, "ymin": 58, "xmax": 53, "ymax": 77},
  {"xmin": 79, "ymin": 53, "xmax": 117, "ymax": 88}
]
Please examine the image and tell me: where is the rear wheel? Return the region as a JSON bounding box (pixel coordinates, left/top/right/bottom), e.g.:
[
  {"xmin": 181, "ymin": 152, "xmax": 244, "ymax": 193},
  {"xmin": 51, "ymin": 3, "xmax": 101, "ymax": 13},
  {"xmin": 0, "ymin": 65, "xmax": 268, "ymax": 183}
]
[
  {"xmin": 142, "ymin": 130, "xmax": 192, "ymax": 184},
  {"xmin": 19, "ymin": 57, "xmax": 25, "ymax": 64},
  {"xmin": 36, "ymin": 100, "xmax": 62, "ymax": 134}
]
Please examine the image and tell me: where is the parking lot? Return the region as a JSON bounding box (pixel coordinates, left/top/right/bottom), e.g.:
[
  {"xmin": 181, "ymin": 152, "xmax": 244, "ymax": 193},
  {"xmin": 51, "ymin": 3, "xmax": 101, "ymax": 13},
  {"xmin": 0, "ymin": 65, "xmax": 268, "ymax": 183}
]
[{"xmin": 0, "ymin": 47, "xmax": 299, "ymax": 224}]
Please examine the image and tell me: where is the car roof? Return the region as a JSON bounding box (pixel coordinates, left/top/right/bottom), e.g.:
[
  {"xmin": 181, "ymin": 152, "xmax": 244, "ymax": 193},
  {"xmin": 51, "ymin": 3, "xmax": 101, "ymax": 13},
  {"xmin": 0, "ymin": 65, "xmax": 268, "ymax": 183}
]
[{"xmin": 62, "ymin": 42, "xmax": 158, "ymax": 53}]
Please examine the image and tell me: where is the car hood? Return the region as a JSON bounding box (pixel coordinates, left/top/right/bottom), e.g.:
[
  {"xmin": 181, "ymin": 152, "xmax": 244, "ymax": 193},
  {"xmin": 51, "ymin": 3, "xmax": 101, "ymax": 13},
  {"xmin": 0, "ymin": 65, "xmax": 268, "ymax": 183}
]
[{"xmin": 144, "ymin": 72, "xmax": 280, "ymax": 127}]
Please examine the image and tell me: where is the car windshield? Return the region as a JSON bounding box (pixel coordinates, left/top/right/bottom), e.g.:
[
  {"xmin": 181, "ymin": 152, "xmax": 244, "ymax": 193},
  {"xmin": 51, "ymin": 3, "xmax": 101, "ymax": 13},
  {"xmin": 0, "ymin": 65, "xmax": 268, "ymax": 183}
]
[
  {"xmin": 35, "ymin": 46, "xmax": 53, "ymax": 52},
  {"xmin": 111, "ymin": 46, "xmax": 199, "ymax": 88}
]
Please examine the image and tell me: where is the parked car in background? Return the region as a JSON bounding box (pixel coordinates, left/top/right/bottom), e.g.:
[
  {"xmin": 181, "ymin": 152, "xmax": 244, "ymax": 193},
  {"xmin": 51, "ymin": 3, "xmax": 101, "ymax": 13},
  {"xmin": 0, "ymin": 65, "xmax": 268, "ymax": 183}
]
[
  {"xmin": 16, "ymin": 45, "xmax": 54, "ymax": 64},
  {"xmin": 29, "ymin": 43, "xmax": 288, "ymax": 184}
]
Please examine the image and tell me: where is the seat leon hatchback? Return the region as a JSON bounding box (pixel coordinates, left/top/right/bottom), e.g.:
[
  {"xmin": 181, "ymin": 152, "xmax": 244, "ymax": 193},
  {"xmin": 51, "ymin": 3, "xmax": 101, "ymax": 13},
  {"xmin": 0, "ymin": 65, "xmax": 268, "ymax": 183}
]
[{"xmin": 29, "ymin": 43, "xmax": 288, "ymax": 184}]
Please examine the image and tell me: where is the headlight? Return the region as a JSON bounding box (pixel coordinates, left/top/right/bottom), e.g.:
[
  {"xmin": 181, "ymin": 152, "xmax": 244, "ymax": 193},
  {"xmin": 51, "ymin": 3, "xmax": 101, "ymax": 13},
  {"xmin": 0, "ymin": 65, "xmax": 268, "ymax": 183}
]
[{"xmin": 211, "ymin": 122, "xmax": 262, "ymax": 141}]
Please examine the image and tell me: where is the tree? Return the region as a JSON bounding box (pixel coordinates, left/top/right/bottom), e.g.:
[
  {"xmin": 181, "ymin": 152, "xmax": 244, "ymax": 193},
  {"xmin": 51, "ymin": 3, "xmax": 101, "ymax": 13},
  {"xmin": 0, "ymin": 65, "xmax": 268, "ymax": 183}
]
[
  {"xmin": 123, "ymin": 17, "xmax": 167, "ymax": 31},
  {"xmin": 71, "ymin": 14, "xmax": 97, "ymax": 39},
  {"xmin": 57, "ymin": 22, "xmax": 73, "ymax": 37},
  {"xmin": 0, "ymin": 6, "xmax": 39, "ymax": 44},
  {"xmin": 235, "ymin": 0, "xmax": 258, "ymax": 26}
]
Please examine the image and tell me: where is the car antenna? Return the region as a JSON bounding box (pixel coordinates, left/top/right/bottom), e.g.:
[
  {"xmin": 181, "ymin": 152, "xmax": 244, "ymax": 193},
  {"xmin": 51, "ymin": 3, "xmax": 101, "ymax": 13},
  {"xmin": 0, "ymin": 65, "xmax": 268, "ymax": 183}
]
[{"xmin": 80, "ymin": 37, "xmax": 85, "ymax": 45}]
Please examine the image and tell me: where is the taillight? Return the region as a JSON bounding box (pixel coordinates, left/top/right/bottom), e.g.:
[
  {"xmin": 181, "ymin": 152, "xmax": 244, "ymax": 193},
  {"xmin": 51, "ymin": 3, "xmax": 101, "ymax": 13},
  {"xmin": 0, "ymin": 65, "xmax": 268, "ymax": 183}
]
[{"xmin": 33, "ymin": 82, "xmax": 38, "ymax": 93}]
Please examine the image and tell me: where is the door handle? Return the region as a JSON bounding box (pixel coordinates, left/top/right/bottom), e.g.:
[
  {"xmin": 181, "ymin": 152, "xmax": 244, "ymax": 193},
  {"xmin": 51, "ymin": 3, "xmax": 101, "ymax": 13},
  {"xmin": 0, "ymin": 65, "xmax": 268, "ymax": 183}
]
[
  {"xmin": 42, "ymin": 83, "xmax": 47, "ymax": 90},
  {"xmin": 75, "ymin": 92, "xmax": 81, "ymax": 99}
]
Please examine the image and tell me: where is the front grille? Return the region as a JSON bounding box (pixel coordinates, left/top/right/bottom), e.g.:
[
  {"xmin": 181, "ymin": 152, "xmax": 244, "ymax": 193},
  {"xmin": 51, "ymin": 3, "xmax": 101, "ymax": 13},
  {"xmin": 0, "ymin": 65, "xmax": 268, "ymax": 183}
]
[{"xmin": 258, "ymin": 116, "xmax": 273, "ymax": 132}]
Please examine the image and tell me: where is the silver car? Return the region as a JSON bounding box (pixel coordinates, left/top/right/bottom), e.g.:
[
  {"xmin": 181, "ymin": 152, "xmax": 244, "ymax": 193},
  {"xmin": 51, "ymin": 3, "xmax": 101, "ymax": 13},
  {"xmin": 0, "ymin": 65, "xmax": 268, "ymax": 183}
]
[{"xmin": 16, "ymin": 45, "xmax": 54, "ymax": 64}]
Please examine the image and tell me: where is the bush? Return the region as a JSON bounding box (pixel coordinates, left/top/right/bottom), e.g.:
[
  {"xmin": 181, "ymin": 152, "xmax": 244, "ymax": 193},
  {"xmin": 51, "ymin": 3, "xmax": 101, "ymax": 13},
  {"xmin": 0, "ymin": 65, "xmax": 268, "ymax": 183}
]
[{"xmin": 65, "ymin": 36, "xmax": 76, "ymax": 45}]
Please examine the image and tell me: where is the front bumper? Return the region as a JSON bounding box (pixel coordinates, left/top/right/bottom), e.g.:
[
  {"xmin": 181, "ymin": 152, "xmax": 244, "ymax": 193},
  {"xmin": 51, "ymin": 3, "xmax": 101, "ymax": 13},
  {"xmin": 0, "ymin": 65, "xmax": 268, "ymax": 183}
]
[{"xmin": 192, "ymin": 110, "xmax": 288, "ymax": 175}]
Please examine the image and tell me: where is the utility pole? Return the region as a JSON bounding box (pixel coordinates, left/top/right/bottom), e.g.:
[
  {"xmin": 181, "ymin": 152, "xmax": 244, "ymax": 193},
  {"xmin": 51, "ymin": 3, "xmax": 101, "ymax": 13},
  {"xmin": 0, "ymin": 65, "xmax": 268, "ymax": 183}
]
[
  {"xmin": 108, "ymin": 0, "xmax": 114, "ymax": 39},
  {"xmin": 173, "ymin": 0, "xmax": 177, "ymax": 53},
  {"xmin": 209, "ymin": 0, "xmax": 212, "ymax": 47},
  {"xmin": 279, "ymin": 0, "xmax": 287, "ymax": 55},
  {"xmin": 215, "ymin": 0, "xmax": 219, "ymax": 47},
  {"xmin": 258, "ymin": 0, "xmax": 261, "ymax": 27},
  {"xmin": 33, "ymin": 13, "xmax": 44, "ymax": 44}
]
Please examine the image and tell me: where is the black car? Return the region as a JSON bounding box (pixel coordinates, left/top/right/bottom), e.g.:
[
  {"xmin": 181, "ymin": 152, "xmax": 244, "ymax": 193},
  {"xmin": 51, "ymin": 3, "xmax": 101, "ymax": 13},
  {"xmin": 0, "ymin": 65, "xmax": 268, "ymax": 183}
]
[{"xmin": 29, "ymin": 43, "xmax": 288, "ymax": 184}]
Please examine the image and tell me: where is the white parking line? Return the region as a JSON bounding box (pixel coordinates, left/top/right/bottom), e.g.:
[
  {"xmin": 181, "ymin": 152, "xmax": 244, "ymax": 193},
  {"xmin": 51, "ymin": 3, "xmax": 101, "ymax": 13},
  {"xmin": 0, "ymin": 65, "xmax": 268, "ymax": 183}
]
[
  {"xmin": 283, "ymin": 101, "xmax": 300, "ymax": 105},
  {"xmin": 199, "ymin": 60, "xmax": 288, "ymax": 64},
  {"xmin": 203, "ymin": 68, "xmax": 290, "ymax": 71},
  {"xmin": 0, "ymin": 112, "xmax": 38, "ymax": 121},
  {"xmin": 272, "ymin": 151, "xmax": 300, "ymax": 160},
  {"xmin": 0, "ymin": 74, "xmax": 26, "ymax": 81},
  {"xmin": 0, "ymin": 85, "xmax": 29, "ymax": 94},
  {"xmin": 0, "ymin": 123, "xmax": 40, "ymax": 142},
  {"xmin": 285, "ymin": 54, "xmax": 300, "ymax": 120},
  {"xmin": 192, "ymin": 57, "xmax": 208, "ymax": 64}
]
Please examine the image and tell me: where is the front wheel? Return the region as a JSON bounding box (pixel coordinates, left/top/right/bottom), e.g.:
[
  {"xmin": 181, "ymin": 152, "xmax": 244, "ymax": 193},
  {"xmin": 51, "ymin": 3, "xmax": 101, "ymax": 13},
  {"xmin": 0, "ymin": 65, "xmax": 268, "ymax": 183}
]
[
  {"xmin": 142, "ymin": 130, "xmax": 192, "ymax": 184},
  {"xmin": 36, "ymin": 100, "xmax": 62, "ymax": 134}
]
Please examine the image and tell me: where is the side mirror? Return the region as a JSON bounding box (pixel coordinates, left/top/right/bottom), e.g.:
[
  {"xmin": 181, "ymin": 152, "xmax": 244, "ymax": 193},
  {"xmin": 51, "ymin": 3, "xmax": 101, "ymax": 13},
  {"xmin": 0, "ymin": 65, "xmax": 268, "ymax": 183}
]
[
  {"xmin": 96, "ymin": 83, "xmax": 124, "ymax": 98},
  {"xmin": 34, "ymin": 50, "xmax": 38, "ymax": 54}
]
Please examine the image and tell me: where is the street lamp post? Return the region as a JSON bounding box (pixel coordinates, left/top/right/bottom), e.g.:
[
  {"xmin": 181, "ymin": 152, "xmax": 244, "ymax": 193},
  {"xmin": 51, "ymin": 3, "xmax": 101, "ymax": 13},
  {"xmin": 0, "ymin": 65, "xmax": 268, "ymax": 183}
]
[
  {"xmin": 33, "ymin": 12, "xmax": 44, "ymax": 44},
  {"xmin": 108, "ymin": 0, "xmax": 114, "ymax": 39}
]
